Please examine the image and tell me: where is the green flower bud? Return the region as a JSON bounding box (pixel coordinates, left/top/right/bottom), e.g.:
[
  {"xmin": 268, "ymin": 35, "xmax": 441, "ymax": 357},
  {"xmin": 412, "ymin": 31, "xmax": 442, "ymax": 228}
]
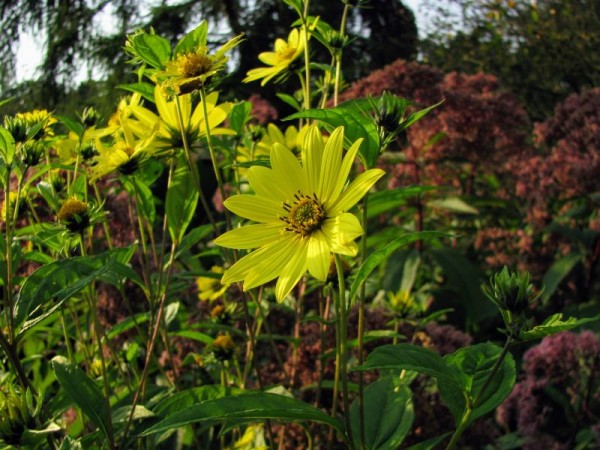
[
  {"xmin": 79, "ymin": 107, "xmax": 101, "ymax": 128},
  {"xmin": 0, "ymin": 386, "xmax": 35, "ymax": 446},
  {"xmin": 4, "ymin": 116, "xmax": 28, "ymax": 143},
  {"xmin": 483, "ymin": 266, "xmax": 540, "ymax": 315}
]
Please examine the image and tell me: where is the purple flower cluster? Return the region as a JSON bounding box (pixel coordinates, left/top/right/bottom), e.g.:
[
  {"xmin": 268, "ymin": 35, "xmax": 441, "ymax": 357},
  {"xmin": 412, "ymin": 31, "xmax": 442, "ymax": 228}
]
[{"xmin": 497, "ymin": 331, "xmax": 600, "ymax": 449}]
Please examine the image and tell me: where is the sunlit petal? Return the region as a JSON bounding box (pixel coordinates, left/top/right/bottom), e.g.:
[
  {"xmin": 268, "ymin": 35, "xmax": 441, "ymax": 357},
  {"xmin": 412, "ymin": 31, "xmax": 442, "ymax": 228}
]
[
  {"xmin": 214, "ymin": 223, "xmax": 282, "ymax": 249},
  {"xmin": 224, "ymin": 195, "xmax": 282, "ymax": 224},
  {"xmin": 328, "ymin": 168, "xmax": 385, "ymax": 216},
  {"xmin": 307, "ymin": 231, "xmax": 330, "ymax": 281}
]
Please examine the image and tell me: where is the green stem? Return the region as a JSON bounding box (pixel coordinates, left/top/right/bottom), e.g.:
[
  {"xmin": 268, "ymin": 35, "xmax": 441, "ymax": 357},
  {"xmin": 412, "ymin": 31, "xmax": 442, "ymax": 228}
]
[
  {"xmin": 445, "ymin": 333, "xmax": 514, "ymax": 450},
  {"xmin": 334, "ymin": 254, "xmax": 354, "ymax": 449},
  {"xmin": 356, "ymin": 194, "xmax": 369, "ymax": 449},
  {"xmin": 301, "ymin": 0, "xmax": 311, "ymax": 111},
  {"xmin": 199, "ymin": 85, "xmax": 232, "ymax": 232},
  {"xmin": 173, "ymin": 95, "xmax": 218, "ymax": 235}
]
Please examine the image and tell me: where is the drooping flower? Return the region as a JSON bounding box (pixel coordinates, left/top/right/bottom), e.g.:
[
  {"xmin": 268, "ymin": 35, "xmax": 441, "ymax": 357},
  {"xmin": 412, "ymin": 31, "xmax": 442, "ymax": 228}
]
[
  {"xmin": 154, "ymin": 24, "xmax": 243, "ymax": 95},
  {"xmin": 215, "ymin": 125, "xmax": 385, "ymax": 301},
  {"xmin": 243, "ymin": 28, "xmax": 307, "ymax": 86},
  {"xmin": 129, "ymin": 86, "xmax": 234, "ymax": 151}
]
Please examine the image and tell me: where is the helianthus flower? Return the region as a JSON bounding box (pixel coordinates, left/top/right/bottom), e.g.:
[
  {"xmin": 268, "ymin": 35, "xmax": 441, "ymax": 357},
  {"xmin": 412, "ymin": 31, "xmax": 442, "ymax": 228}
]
[
  {"xmin": 90, "ymin": 115, "xmax": 158, "ymax": 181},
  {"xmin": 129, "ymin": 86, "xmax": 234, "ymax": 151},
  {"xmin": 196, "ymin": 266, "xmax": 230, "ymax": 302},
  {"xmin": 243, "ymin": 27, "xmax": 307, "ymax": 86},
  {"xmin": 154, "ymin": 26, "xmax": 243, "ymax": 95},
  {"xmin": 215, "ymin": 126, "xmax": 385, "ymax": 301}
]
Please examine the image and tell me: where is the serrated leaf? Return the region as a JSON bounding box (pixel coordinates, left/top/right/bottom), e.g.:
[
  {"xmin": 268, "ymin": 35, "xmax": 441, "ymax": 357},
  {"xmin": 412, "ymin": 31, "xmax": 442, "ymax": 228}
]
[
  {"xmin": 166, "ymin": 156, "xmax": 199, "ymax": 244},
  {"xmin": 438, "ymin": 342, "xmax": 515, "ymax": 425},
  {"xmin": 51, "ymin": 356, "xmax": 112, "ymax": 443},
  {"xmin": 130, "ymin": 33, "xmax": 171, "ymax": 70},
  {"xmin": 350, "ymin": 376, "xmax": 414, "ymax": 450},
  {"xmin": 520, "ymin": 313, "xmax": 600, "ymax": 341},
  {"xmin": 140, "ymin": 392, "xmax": 345, "ymax": 437},
  {"xmin": 349, "ymin": 231, "xmax": 448, "ymax": 301},
  {"xmin": 174, "ymin": 22, "xmax": 207, "ymax": 56}
]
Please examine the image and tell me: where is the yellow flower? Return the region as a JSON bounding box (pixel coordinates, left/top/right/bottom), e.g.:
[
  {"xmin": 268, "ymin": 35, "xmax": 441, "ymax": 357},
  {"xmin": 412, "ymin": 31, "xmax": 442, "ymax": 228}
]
[
  {"xmin": 129, "ymin": 86, "xmax": 234, "ymax": 151},
  {"xmin": 196, "ymin": 266, "xmax": 230, "ymax": 302},
  {"xmin": 15, "ymin": 109, "xmax": 57, "ymax": 141},
  {"xmin": 215, "ymin": 125, "xmax": 385, "ymax": 301},
  {"xmin": 90, "ymin": 114, "xmax": 158, "ymax": 181},
  {"xmin": 243, "ymin": 28, "xmax": 307, "ymax": 86},
  {"xmin": 154, "ymin": 29, "xmax": 243, "ymax": 95}
]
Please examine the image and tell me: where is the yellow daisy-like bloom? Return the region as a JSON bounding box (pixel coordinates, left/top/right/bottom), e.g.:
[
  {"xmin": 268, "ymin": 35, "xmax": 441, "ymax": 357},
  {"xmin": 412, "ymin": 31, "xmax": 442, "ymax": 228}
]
[
  {"xmin": 155, "ymin": 34, "xmax": 244, "ymax": 95},
  {"xmin": 129, "ymin": 87, "xmax": 234, "ymax": 151},
  {"xmin": 243, "ymin": 28, "xmax": 307, "ymax": 86},
  {"xmin": 15, "ymin": 109, "xmax": 57, "ymax": 141},
  {"xmin": 196, "ymin": 266, "xmax": 230, "ymax": 302},
  {"xmin": 90, "ymin": 115, "xmax": 158, "ymax": 181},
  {"xmin": 215, "ymin": 126, "xmax": 385, "ymax": 301}
]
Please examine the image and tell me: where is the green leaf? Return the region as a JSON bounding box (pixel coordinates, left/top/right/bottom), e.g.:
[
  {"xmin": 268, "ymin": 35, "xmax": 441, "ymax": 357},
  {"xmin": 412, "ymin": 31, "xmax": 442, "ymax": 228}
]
[
  {"xmin": 230, "ymin": 101, "xmax": 252, "ymax": 135},
  {"xmin": 520, "ymin": 313, "xmax": 600, "ymax": 341},
  {"xmin": 140, "ymin": 392, "xmax": 345, "ymax": 437},
  {"xmin": 542, "ymin": 253, "xmax": 583, "ymax": 303},
  {"xmin": 356, "ymin": 344, "xmax": 463, "ymax": 387},
  {"xmin": 0, "ymin": 126, "xmax": 16, "ymax": 165},
  {"xmin": 111, "ymin": 405, "xmax": 155, "ymax": 424},
  {"xmin": 349, "ymin": 231, "xmax": 448, "ymax": 301},
  {"xmin": 285, "ymin": 99, "xmax": 381, "ymax": 167},
  {"xmin": 427, "ymin": 197, "xmax": 479, "ymax": 215},
  {"xmin": 350, "ymin": 376, "xmax": 414, "ymax": 450},
  {"xmin": 404, "ymin": 433, "xmax": 452, "ymax": 450},
  {"xmin": 51, "ymin": 356, "xmax": 112, "ymax": 443},
  {"xmin": 117, "ymin": 82, "xmax": 156, "ymax": 103},
  {"xmin": 55, "ymin": 115, "xmax": 84, "ymax": 139},
  {"xmin": 276, "ymin": 93, "xmax": 301, "ymax": 111},
  {"xmin": 124, "ymin": 177, "xmax": 156, "ymax": 225},
  {"xmin": 14, "ymin": 250, "xmax": 138, "ymax": 336},
  {"xmin": 170, "ymin": 330, "xmax": 213, "ymax": 344},
  {"xmin": 174, "ymin": 22, "xmax": 207, "ymax": 56},
  {"xmin": 166, "ymin": 156, "xmax": 199, "ymax": 244},
  {"xmin": 106, "ymin": 312, "xmax": 150, "ymax": 339},
  {"xmin": 130, "ymin": 32, "xmax": 171, "ymax": 70},
  {"xmin": 429, "ymin": 249, "xmax": 496, "ymax": 329},
  {"xmin": 154, "ymin": 386, "xmax": 245, "ymax": 417},
  {"xmin": 366, "ymin": 186, "xmax": 440, "ymax": 218},
  {"xmin": 401, "ymin": 100, "xmax": 444, "ymax": 130},
  {"xmin": 438, "ymin": 343, "xmax": 515, "ymax": 425}
]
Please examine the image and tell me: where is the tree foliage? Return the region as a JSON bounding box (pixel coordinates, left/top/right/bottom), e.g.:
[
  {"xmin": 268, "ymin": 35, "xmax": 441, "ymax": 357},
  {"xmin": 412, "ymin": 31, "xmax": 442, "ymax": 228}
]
[{"xmin": 419, "ymin": 0, "xmax": 600, "ymax": 119}]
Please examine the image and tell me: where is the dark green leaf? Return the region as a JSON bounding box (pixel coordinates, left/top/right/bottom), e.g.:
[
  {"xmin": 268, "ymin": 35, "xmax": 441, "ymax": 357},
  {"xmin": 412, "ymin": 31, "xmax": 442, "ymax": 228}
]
[
  {"xmin": 520, "ymin": 313, "xmax": 600, "ymax": 341},
  {"xmin": 106, "ymin": 312, "xmax": 150, "ymax": 340},
  {"xmin": 438, "ymin": 343, "xmax": 515, "ymax": 424},
  {"xmin": 140, "ymin": 392, "xmax": 345, "ymax": 437},
  {"xmin": 349, "ymin": 231, "xmax": 448, "ymax": 301},
  {"xmin": 350, "ymin": 376, "xmax": 414, "ymax": 450},
  {"xmin": 124, "ymin": 177, "xmax": 156, "ymax": 225},
  {"xmin": 154, "ymin": 386, "xmax": 245, "ymax": 416},
  {"xmin": 404, "ymin": 433, "xmax": 452, "ymax": 450},
  {"xmin": 52, "ymin": 356, "xmax": 112, "ymax": 443},
  {"xmin": 55, "ymin": 115, "xmax": 84, "ymax": 138},
  {"xmin": 366, "ymin": 186, "xmax": 440, "ymax": 218},
  {"xmin": 542, "ymin": 253, "xmax": 583, "ymax": 303},
  {"xmin": 356, "ymin": 344, "xmax": 463, "ymax": 387}
]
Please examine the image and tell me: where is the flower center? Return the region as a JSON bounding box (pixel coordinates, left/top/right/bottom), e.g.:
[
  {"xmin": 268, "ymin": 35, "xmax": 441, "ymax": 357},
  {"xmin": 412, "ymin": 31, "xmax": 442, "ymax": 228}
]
[
  {"xmin": 177, "ymin": 50, "xmax": 213, "ymax": 78},
  {"xmin": 281, "ymin": 192, "xmax": 325, "ymax": 236},
  {"xmin": 277, "ymin": 45, "xmax": 297, "ymax": 63}
]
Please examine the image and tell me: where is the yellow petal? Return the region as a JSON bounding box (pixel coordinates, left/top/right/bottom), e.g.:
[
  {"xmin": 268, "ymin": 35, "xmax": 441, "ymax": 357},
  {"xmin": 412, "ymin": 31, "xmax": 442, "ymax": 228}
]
[
  {"xmin": 275, "ymin": 238, "xmax": 308, "ymax": 301},
  {"xmin": 224, "ymin": 195, "xmax": 282, "ymax": 224},
  {"xmin": 322, "ymin": 213, "xmax": 363, "ymax": 247},
  {"xmin": 326, "ymin": 138, "xmax": 363, "ymax": 210},
  {"xmin": 328, "ymin": 168, "xmax": 385, "ymax": 216},
  {"xmin": 244, "ymin": 236, "xmax": 299, "ymax": 290},
  {"xmin": 258, "ymin": 52, "xmax": 278, "ymax": 66},
  {"xmin": 214, "ymin": 223, "xmax": 282, "ymax": 249},
  {"xmin": 307, "ymin": 231, "xmax": 330, "ymax": 282},
  {"xmin": 318, "ymin": 127, "xmax": 344, "ymax": 204},
  {"xmin": 302, "ymin": 124, "xmax": 324, "ymax": 194},
  {"xmin": 270, "ymin": 143, "xmax": 308, "ymax": 196},
  {"xmin": 246, "ymin": 166, "xmax": 289, "ymax": 202}
]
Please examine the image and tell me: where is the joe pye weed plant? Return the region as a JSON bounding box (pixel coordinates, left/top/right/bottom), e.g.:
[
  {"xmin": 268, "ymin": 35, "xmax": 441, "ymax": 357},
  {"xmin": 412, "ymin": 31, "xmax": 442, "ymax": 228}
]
[{"xmin": 0, "ymin": 0, "xmax": 598, "ymax": 449}]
